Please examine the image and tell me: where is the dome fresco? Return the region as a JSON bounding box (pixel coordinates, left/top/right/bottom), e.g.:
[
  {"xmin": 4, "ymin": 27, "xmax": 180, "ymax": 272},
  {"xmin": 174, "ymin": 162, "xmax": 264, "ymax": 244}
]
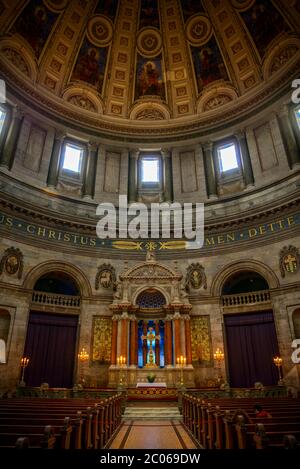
[{"xmin": 0, "ymin": 0, "xmax": 299, "ymax": 136}]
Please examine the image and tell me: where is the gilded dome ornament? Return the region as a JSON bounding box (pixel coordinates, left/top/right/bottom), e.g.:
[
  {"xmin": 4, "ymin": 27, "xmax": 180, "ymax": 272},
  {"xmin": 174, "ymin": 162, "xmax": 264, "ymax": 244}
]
[
  {"xmin": 186, "ymin": 15, "xmax": 212, "ymax": 46},
  {"xmin": 279, "ymin": 246, "xmax": 300, "ymax": 278},
  {"xmin": 44, "ymin": 0, "xmax": 69, "ymax": 12},
  {"xmin": 0, "ymin": 247, "xmax": 24, "ymax": 279},
  {"xmin": 137, "ymin": 28, "xmax": 162, "ymax": 57},
  {"xmin": 186, "ymin": 264, "xmax": 207, "ymax": 291},
  {"xmin": 87, "ymin": 15, "xmax": 113, "ymax": 47}
]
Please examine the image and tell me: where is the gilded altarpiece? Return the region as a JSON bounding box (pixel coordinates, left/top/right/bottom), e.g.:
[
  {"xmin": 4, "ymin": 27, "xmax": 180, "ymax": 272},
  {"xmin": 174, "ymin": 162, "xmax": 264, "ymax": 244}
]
[
  {"xmin": 92, "ymin": 317, "xmax": 112, "ymax": 363},
  {"xmin": 191, "ymin": 316, "xmax": 212, "ymax": 366}
]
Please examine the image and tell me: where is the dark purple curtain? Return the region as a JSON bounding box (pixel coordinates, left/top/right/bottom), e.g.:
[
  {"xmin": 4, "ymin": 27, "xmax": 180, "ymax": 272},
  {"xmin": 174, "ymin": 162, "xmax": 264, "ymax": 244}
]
[
  {"xmin": 24, "ymin": 312, "xmax": 78, "ymax": 388},
  {"xmin": 224, "ymin": 311, "xmax": 279, "ymax": 388}
]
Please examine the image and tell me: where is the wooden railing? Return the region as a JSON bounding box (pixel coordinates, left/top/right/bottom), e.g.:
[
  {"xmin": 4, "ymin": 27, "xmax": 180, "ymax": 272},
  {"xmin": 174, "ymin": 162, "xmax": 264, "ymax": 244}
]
[
  {"xmin": 222, "ymin": 289, "xmax": 270, "ymax": 308},
  {"xmin": 32, "ymin": 291, "xmax": 81, "ymax": 308}
]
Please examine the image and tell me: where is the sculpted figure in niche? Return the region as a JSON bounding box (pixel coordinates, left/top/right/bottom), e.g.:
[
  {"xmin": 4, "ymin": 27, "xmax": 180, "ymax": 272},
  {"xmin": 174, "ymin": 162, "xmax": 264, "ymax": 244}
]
[
  {"xmin": 5, "ymin": 255, "xmax": 19, "ymax": 275},
  {"xmin": 113, "ymin": 280, "xmax": 122, "ymax": 301},
  {"xmin": 99, "ymin": 270, "xmax": 112, "ymax": 288}
]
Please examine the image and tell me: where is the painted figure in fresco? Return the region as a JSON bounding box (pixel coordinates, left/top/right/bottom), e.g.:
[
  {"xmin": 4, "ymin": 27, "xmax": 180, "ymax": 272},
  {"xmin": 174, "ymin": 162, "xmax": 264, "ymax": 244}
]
[
  {"xmin": 139, "ymin": 61, "xmax": 162, "ymax": 97},
  {"xmin": 15, "ymin": 4, "xmax": 48, "ymax": 56},
  {"xmin": 199, "ymin": 47, "xmax": 221, "ymax": 87},
  {"xmin": 73, "ymin": 47, "xmax": 102, "ymax": 87},
  {"xmin": 241, "ymin": 0, "xmax": 289, "ymax": 56},
  {"xmin": 140, "ymin": 0, "xmax": 159, "ymax": 29}
]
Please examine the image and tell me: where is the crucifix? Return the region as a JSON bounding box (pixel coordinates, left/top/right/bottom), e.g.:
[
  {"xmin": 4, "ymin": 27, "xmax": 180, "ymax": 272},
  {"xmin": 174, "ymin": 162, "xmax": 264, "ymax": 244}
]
[
  {"xmin": 141, "ymin": 327, "xmax": 161, "ymax": 367},
  {"xmin": 283, "ymin": 254, "xmax": 297, "ymax": 273}
]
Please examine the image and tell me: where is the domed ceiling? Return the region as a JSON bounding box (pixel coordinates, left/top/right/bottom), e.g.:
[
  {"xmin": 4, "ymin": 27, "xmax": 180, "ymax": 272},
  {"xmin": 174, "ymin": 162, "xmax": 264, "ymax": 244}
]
[{"xmin": 0, "ymin": 0, "xmax": 299, "ymax": 136}]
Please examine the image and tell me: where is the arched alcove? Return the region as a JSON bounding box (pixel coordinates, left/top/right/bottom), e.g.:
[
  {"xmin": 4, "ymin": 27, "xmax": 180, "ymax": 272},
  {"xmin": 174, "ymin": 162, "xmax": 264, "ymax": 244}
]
[
  {"xmin": 34, "ymin": 271, "xmax": 80, "ymax": 296},
  {"xmin": 222, "ymin": 270, "xmax": 269, "ymax": 295},
  {"xmin": 23, "ymin": 261, "xmax": 91, "ymax": 297}
]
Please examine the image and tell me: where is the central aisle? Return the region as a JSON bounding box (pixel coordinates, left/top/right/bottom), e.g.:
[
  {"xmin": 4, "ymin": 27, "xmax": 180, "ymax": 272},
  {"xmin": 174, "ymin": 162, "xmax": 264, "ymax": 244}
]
[{"xmin": 107, "ymin": 420, "xmax": 198, "ymax": 449}]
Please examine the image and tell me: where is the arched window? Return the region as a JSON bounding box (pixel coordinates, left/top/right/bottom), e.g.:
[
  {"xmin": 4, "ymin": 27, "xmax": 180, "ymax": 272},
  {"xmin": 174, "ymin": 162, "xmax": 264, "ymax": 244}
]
[
  {"xmin": 34, "ymin": 271, "xmax": 80, "ymax": 295},
  {"xmin": 136, "ymin": 289, "xmax": 166, "ymax": 309},
  {"xmin": 0, "ymin": 339, "xmax": 6, "ymax": 364},
  {"xmin": 0, "ymin": 309, "xmax": 10, "ymax": 364},
  {"xmin": 222, "ymin": 270, "xmax": 269, "ymax": 295}
]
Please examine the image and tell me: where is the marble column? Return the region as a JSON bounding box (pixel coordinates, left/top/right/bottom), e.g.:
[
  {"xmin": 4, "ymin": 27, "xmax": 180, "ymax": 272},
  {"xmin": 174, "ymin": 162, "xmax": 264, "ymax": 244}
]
[
  {"xmin": 184, "ymin": 316, "xmax": 193, "ymax": 366},
  {"xmin": 164, "ymin": 318, "xmax": 172, "ymax": 366},
  {"xmin": 47, "ymin": 131, "xmax": 65, "ymax": 188},
  {"xmin": 161, "ymin": 149, "xmax": 173, "ymax": 202},
  {"xmin": 110, "ymin": 318, "xmax": 118, "ymax": 365},
  {"xmin": 0, "ymin": 106, "xmax": 24, "ymax": 169},
  {"xmin": 83, "ymin": 142, "xmax": 98, "ymax": 198},
  {"xmin": 128, "ymin": 150, "xmax": 139, "ymax": 202},
  {"xmin": 130, "ymin": 317, "xmax": 138, "ymax": 366},
  {"xmin": 236, "ymin": 131, "xmax": 255, "ymax": 186},
  {"xmin": 202, "ymin": 142, "xmax": 217, "ymax": 198},
  {"xmin": 278, "ymin": 105, "xmax": 300, "ymax": 168}
]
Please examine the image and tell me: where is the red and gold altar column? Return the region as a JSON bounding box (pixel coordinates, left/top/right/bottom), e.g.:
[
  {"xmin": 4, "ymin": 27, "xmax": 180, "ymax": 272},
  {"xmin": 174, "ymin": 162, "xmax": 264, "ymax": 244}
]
[
  {"xmin": 173, "ymin": 315, "xmax": 182, "ymax": 363},
  {"xmin": 184, "ymin": 315, "xmax": 193, "ymax": 366},
  {"xmin": 164, "ymin": 317, "xmax": 172, "ymax": 366},
  {"xmin": 120, "ymin": 316, "xmax": 129, "ymax": 363},
  {"xmin": 110, "ymin": 317, "xmax": 118, "ymax": 365},
  {"xmin": 130, "ymin": 317, "xmax": 138, "ymax": 366}
]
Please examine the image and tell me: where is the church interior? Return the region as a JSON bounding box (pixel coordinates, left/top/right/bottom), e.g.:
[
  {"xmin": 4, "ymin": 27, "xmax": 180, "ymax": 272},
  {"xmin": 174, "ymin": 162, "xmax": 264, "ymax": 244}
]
[{"xmin": 0, "ymin": 0, "xmax": 300, "ymax": 452}]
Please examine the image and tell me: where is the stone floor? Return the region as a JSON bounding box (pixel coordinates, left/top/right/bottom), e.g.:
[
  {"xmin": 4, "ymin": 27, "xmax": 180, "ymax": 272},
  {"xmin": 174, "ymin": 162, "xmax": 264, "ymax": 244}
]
[{"xmin": 108, "ymin": 420, "xmax": 199, "ymax": 449}]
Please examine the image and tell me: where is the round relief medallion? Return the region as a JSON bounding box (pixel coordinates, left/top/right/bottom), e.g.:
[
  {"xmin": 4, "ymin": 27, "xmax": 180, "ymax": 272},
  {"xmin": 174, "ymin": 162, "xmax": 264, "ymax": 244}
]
[
  {"xmin": 44, "ymin": 0, "xmax": 68, "ymax": 11},
  {"xmin": 137, "ymin": 28, "xmax": 162, "ymax": 57},
  {"xmin": 230, "ymin": 0, "xmax": 255, "ymax": 11},
  {"xmin": 87, "ymin": 15, "xmax": 113, "ymax": 47},
  {"xmin": 186, "ymin": 15, "xmax": 212, "ymax": 46}
]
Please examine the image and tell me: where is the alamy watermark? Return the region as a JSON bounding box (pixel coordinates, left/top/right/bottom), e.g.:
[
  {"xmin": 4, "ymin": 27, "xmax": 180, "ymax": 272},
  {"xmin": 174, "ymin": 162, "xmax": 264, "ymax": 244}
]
[
  {"xmin": 291, "ymin": 339, "xmax": 300, "ymax": 364},
  {"xmin": 96, "ymin": 195, "xmax": 204, "ymax": 249},
  {"xmin": 291, "ymin": 78, "xmax": 300, "ymax": 104}
]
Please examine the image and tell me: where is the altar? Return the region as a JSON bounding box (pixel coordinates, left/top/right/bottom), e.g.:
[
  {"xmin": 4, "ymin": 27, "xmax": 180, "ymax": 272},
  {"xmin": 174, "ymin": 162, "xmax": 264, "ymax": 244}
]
[{"xmin": 136, "ymin": 382, "xmax": 167, "ymax": 388}]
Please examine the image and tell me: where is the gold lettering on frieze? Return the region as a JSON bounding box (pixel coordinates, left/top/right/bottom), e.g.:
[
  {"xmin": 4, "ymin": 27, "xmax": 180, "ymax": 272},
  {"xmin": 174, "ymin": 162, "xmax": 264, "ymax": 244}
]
[
  {"xmin": 217, "ymin": 235, "xmax": 225, "ymax": 244},
  {"xmin": 248, "ymin": 228, "xmax": 257, "ymax": 238},
  {"xmin": 37, "ymin": 227, "xmax": 46, "ymax": 237},
  {"xmin": 287, "ymin": 216, "xmax": 295, "ymax": 226},
  {"xmin": 268, "ymin": 222, "xmax": 276, "ymax": 232},
  {"xmin": 226, "ymin": 233, "xmax": 235, "ymax": 242},
  {"xmin": 277, "ymin": 220, "xmax": 285, "ymax": 229},
  {"xmin": 27, "ymin": 224, "xmax": 36, "ymax": 234},
  {"xmin": 80, "ymin": 236, "xmax": 88, "ymax": 245},
  {"xmin": 205, "ymin": 237, "xmax": 215, "ymax": 245},
  {"xmin": 48, "ymin": 230, "xmax": 56, "ymax": 239},
  {"xmin": 63, "ymin": 233, "xmax": 71, "ymax": 242},
  {"xmin": 259, "ymin": 225, "xmax": 266, "ymax": 235}
]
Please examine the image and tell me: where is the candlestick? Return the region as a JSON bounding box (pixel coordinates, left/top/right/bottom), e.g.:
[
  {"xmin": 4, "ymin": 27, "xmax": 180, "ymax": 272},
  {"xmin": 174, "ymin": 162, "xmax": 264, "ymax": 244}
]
[{"xmin": 20, "ymin": 356, "xmax": 29, "ymax": 387}]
